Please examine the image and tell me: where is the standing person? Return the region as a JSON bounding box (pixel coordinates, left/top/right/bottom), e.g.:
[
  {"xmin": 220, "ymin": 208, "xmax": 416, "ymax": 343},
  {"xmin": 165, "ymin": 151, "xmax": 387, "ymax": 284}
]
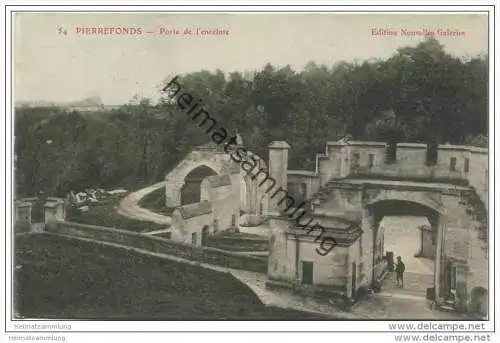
[{"xmin": 395, "ymin": 256, "xmax": 405, "ymax": 288}]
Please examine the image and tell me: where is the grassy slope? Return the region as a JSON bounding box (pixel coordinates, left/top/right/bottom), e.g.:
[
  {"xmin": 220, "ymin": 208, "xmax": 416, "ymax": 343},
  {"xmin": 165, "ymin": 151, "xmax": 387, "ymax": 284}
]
[
  {"xmin": 67, "ymin": 193, "xmax": 166, "ymax": 233},
  {"xmin": 14, "ymin": 234, "xmax": 327, "ymax": 320},
  {"xmin": 137, "ymin": 187, "xmax": 176, "ymax": 216}
]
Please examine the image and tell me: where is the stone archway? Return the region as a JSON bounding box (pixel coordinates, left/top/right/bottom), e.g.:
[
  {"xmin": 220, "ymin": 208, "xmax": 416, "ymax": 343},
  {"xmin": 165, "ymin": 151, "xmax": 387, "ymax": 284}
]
[
  {"xmin": 180, "ymin": 165, "xmax": 218, "ymax": 205},
  {"xmin": 371, "ymin": 200, "xmax": 438, "ymax": 258},
  {"xmin": 164, "ymin": 149, "xmax": 231, "ymax": 208},
  {"xmin": 367, "ymin": 197, "xmax": 444, "ymax": 298}
]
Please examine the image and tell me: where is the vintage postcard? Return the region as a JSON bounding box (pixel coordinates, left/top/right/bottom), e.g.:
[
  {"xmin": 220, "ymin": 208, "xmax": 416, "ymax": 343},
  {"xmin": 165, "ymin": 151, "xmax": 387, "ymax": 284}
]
[{"xmin": 3, "ymin": 4, "xmax": 496, "ymax": 343}]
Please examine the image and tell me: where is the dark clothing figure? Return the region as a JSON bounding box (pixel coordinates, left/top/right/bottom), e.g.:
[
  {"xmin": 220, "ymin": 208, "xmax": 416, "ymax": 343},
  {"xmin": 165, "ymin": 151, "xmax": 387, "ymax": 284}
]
[{"xmin": 395, "ymin": 258, "xmax": 405, "ymax": 288}]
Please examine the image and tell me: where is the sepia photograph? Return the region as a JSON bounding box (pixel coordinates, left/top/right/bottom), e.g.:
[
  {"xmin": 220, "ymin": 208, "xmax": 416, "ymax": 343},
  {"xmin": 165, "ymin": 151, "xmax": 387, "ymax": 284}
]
[{"xmin": 5, "ymin": 6, "xmax": 495, "ymax": 340}]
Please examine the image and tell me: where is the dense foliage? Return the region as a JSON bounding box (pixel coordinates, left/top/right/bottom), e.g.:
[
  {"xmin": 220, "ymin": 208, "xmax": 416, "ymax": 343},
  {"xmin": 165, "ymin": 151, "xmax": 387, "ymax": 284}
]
[{"xmin": 14, "ymin": 38, "xmax": 488, "ymax": 197}]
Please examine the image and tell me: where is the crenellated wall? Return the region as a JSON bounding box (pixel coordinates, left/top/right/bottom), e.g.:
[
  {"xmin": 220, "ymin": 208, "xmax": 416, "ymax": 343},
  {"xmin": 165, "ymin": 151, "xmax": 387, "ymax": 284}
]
[
  {"xmin": 267, "ymin": 139, "xmax": 488, "ymax": 314},
  {"xmin": 287, "ymin": 141, "xmax": 488, "ymax": 207}
]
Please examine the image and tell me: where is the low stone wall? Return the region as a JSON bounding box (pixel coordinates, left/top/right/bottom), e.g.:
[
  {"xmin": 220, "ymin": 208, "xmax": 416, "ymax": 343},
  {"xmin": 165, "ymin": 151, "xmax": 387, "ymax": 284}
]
[{"xmin": 47, "ymin": 220, "xmax": 267, "ymax": 273}]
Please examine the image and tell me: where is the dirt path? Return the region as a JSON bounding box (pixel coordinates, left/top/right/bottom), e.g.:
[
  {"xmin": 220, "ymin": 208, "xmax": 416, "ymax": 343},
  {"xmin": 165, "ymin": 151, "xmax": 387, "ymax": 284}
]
[
  {"xmin": 117, "ymin": 182, "xmax": 269, "ymax": 236},
  {"xmin": 117, "ymin": 182, "xmax": 171, "ymax": 225}
]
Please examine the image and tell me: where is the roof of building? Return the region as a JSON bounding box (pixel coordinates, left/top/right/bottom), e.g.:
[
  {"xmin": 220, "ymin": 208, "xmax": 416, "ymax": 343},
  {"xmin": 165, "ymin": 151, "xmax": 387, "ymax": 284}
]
[
  {"xmin": 287, "ymin": 170, "xmax": 318, "ymax": 177},
  {"xmin": 15, "ymin": 201, "xmax": 31, "ymax": 208},
  {"xmin": 176, "ymin": 200, "xmax": 212, "ymax": 219},
  {"xmin": 268, "ymin": 141, "xmax": 290, "ymax": 149},
  {"xmin": 312, "ymin": 209, "xmax": 362, "ymax": 225},
  {"xmin": 196, "ymin": 141, "xmax": 220, "ymax": 151}
]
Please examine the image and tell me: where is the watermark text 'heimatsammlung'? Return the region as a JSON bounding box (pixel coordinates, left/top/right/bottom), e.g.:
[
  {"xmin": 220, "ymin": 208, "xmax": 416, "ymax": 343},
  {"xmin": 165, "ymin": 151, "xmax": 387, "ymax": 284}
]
[{"xmin": 162, "ymin": 76, "xmax": 338, "ymax": 256}]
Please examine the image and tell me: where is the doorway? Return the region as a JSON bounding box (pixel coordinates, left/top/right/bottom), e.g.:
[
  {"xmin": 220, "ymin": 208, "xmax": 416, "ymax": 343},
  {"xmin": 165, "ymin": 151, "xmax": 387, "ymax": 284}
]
[
  {"xmin": 301, "ymin": 261, "xmax": 313, "ymax": 285},
  {"xmin": 201, "ymin": 225, "xmax": 210, "ymax": 246},
  {"xmin": 351, "ymin": 262, "xmax": 357, "ymax": 298}
]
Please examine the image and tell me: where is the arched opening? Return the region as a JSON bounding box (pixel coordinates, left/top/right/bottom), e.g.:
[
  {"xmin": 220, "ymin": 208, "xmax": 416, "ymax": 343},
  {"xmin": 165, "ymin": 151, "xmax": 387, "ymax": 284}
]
[
  {"xmin": 180, "ymin": 165, "xmax": 218, "ymax": 205},
  {"xmin": 371, "ymin": 200, "xmax": 438, "ymax": 298}
]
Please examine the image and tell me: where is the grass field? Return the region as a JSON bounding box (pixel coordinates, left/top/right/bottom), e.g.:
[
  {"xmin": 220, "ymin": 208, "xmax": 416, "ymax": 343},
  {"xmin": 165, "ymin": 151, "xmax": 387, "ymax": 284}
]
[
  {"xmin": 67, "ymin": 193, "xmax": 166, "ymax": 233},
  {"xmin": 14, "ymin": 234, "xmax": 327, "ymax": 320}
]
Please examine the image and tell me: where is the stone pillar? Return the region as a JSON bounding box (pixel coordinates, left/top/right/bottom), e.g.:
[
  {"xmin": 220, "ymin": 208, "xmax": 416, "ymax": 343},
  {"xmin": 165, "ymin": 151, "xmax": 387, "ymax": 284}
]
[
  {"xmin": 370, "ymin": 209, "xmax": 385, "ymax": 283},
  {"xmin": 15, "ymin": 202, "xmax": 32, "ymax": 233},
  {"xmin": 340, "ymin": 144, "xmax": 352, "ymax": 177},
  {"xmin": 454, "ymin": 262, "xmax": 469, "ymax": 312},
  {"xmin": 267, "ymin": 141, "xmax": 291, "ymax": 216},
  {"xmin": 434, "ymin": 214, "xmax": 445, "ymax": 304},
  {"xmin": 165, "ymin": 179, "xmax": 183, "ymax": 208},
  {"xmin": 266, "ymin": 141, "xmax": 292, "ymax": 285},
  {"xmin": 318, "ymin": 156, "xmax": 330, "ymax": 188}
]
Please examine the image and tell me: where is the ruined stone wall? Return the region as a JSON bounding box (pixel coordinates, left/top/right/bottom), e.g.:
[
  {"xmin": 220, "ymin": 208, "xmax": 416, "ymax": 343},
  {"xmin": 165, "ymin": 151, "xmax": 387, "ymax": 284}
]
[
  {"xmin": 468, "ymin": 148, "xmax": 488, "ymax": 205},
  {"xmin": 210, "ymin": 172, "xmax": 240, "ymax": 232},
  {"xmin": 298, "ymin": 239, "xmax": 349, "ymax": 289},
  {"xmin": 349, "ymin": 142, "xmax": 387, "ymax": 169},
  {"xmin": 165, "ymin": 150, "xmax": 229, "ymax": 207},
  {"xmin": 165, "ymin": 147, "xmax": 269, "ymax": 216},
  {"xmin": 172, "ymin": 171, "xmax": 240, "ymax": 246},
  {"xmin": 267, "ymin": 218, "xmax": 292, "ymax": 282},
  {"xmin": 286, "ymin": 171, "xmax": 320, "ymax": 201},
  {"xmin": 441, "ymin": 193, "xmax": 488, "ymax": 298},
  {"xmin": 171, "ymin": 205, "xmax": 212, "ymax": 246},
  {"xmin": 47, "ymin": 221, "xmax": 267, "ymax": 273},
  {"xmin": 267, "ymin": 218, "xmax": 350, "ymax": 293}
]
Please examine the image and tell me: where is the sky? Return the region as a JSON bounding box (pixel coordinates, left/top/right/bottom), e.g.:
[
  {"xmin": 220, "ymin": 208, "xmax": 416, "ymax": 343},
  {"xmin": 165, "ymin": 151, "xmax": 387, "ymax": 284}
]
[{"xmin": 14, "ymin": 12, "xmax": 489, "ymax": 105}]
